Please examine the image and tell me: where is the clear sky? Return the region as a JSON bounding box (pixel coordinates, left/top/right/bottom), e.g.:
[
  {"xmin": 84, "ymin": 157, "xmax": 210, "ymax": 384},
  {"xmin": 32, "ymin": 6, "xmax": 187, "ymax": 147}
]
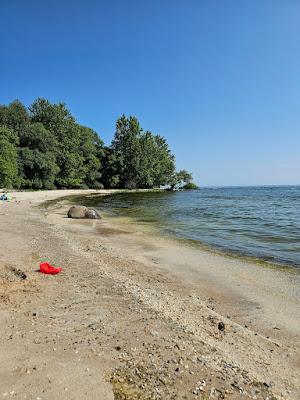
[{"xmin": 1, "ymin": 1, "xmax": 299, "ymax": 186}]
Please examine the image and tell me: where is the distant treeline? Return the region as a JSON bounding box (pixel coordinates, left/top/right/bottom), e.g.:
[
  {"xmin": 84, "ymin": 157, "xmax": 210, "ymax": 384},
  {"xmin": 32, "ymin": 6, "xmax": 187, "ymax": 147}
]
[{"xmin": 0, "ymin": 99, "xmax": 196, "ymax": 190}]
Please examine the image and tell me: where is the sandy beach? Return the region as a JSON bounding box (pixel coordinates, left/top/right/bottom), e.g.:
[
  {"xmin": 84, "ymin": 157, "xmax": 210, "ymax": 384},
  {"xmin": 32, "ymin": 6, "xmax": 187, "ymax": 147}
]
[{"xmin": 0, "ymin": 190, "xmax": 299, "ymax": 400}]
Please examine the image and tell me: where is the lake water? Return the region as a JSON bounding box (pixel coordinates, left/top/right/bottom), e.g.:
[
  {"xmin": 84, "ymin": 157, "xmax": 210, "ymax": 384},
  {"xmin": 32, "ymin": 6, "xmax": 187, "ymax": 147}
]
[{"xmin": 85, "ymin": 186, "xmax": 300, "ymax": 268}]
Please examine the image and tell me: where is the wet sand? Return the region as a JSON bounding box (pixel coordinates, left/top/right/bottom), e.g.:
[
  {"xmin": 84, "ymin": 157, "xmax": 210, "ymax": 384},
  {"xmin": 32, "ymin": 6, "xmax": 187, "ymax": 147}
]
[{"xmin": 0, "ymin": 189, "xmax": 299, "ymax": 399}]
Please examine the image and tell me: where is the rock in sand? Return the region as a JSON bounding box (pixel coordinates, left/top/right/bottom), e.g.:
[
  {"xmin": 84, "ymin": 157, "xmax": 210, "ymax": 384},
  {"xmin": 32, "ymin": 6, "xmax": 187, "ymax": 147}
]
[{"xmin": 67, "ymin": 205, "xmax": 101, "ymax": 219}]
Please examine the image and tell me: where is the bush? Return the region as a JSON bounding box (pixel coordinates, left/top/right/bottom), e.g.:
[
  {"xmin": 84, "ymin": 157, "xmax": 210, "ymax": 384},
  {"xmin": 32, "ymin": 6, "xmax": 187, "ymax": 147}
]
[{"xmin": 183, "ymin": 182, "xmax": 199, "ymax": 190}]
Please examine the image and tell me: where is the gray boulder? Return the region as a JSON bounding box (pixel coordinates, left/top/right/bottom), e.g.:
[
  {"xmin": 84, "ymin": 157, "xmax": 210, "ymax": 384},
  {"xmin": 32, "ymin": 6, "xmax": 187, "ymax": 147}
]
[
  {"xmin": 67, "ymin": 205, "xmax": 101, "ymax": 219},
  {"xmin": 85, "ymin": 208, "xmax": 101, "ymax": 219},
  {"xmin": 68, "ymin": 205, "xmax": 87, "ymax": 218}
]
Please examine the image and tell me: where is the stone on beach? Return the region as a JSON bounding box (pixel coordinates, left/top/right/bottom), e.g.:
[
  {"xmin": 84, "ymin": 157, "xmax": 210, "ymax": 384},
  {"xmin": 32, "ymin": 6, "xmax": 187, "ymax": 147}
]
[
  {"xmin": 67, "ymin": 205, "xmax": 101, "ymax": 219},
  {"xmin": 218, "ymin": 321, "xmax": 225, "ymax": 332},
  {"xmin": 85, "ymin": 209, "xmax": 101, "ymax": 219}
]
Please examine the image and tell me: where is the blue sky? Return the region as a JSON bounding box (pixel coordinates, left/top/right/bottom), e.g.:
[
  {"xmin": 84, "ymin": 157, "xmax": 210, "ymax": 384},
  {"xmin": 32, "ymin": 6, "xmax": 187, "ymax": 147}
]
[{"xmin": 1, "ymin": 1, "xmax": 299, "ymax": 186}]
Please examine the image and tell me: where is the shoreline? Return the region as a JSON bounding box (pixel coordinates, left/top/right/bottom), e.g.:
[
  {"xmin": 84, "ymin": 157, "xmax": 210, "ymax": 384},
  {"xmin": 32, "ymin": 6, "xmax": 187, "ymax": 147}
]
[
  {"xmin": 75, "ymin": 190, "xmax": 300, "ymax": 271},
  {"xmin": 106, "ymin": 214, "xmax": 300, "ymax": 273},
  {"xmin": 75, "ymin": 191, "xmax": 300, "ymax": 272},
  {"xmin": 0, "ymin": 189, "xmax": 299, "ymax": 399},
  {"xmin": 72, "ymin": 195, "xmax": 300, "ymax": 335}
]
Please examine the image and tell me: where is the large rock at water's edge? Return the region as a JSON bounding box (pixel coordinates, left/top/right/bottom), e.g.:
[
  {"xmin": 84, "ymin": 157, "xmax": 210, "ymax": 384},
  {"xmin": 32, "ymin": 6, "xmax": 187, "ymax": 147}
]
[
  {"xmin": 67, "ymin": 205, "xmax": 101, "ymax": 219},
  {"xmin": 85, "ymin": 208, "xmax": 101, "ymax": 219},
  {"xmin": 67, "ymin": 205, "xmax": 87, "ymax": 218}
]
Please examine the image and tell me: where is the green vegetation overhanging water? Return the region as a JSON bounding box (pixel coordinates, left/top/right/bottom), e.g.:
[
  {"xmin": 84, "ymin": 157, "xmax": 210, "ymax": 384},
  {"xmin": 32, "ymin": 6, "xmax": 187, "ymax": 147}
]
[{"xmin": 78, "ymin": 186, "xmax": 300, "ymax": 268}]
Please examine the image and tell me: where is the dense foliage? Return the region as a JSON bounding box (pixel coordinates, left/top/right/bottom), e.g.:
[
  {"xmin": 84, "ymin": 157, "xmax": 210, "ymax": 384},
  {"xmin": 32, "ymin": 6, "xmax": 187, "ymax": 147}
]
[
  {"xmin": 0, "ymin": 99, "xmax": 194, "ymax": 190},
  {"xmin": 182, "ymin": 182, "xmax": 199, "ymax": 190},
  {"xmin": 0, "ymin": 126, "xmax": 20, "ymax": 188}
]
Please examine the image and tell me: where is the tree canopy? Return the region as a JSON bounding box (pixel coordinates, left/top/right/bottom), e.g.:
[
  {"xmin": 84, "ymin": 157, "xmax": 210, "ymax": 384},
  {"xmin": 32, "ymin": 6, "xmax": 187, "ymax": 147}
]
[
  {"xmin": 0, "ymin": 126, "xmax": 20, "ymax": 188},
  {"xmin": 0, "ymin": 98, "xmax": 195, "ymax": 190}
]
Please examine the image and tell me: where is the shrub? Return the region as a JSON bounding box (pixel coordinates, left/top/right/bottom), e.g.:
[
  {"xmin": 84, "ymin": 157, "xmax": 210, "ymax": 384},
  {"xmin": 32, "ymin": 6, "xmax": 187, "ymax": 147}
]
[{"xmin": 183, "ymin": 182, "xmax": 199, "ymax": 190}]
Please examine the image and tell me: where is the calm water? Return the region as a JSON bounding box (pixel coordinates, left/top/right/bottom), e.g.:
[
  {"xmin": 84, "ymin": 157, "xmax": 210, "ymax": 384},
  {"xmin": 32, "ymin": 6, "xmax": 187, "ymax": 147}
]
[{"xmin": 86, "ymin": 186, "xmax": 300, "ymax": 267}]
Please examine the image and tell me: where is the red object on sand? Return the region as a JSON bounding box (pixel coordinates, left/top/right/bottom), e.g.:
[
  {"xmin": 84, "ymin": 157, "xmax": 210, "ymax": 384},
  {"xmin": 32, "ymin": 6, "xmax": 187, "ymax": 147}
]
[{"xmin": 40, "ymin": 262, "xmax": 62, "ymax": 275}]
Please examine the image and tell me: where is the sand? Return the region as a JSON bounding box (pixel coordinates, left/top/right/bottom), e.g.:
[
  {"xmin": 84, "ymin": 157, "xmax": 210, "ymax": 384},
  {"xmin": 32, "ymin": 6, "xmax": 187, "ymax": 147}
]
[{"xmin": 0, "ymin": 189, "xmax": 299, "ymax": 400}]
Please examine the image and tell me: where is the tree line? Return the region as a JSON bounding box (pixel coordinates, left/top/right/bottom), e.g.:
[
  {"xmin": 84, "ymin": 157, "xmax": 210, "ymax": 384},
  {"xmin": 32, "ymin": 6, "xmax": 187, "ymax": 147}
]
[{"xmin": 0, "ymin": 99, "xmax": 196, "ymax": 190}]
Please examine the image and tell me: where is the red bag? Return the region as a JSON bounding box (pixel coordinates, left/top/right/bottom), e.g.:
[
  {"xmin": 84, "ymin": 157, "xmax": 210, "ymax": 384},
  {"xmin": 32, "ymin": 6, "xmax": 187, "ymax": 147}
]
[{"xmin": 40, "ymin": 262, "xmax": 62, "ymax": 275}]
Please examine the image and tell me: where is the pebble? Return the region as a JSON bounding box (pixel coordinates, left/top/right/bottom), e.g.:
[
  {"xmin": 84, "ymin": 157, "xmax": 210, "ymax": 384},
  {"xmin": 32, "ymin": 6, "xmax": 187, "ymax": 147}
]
[{"xmin": 218, "ymin": 322, "xmax": 225, "ymax": 332}]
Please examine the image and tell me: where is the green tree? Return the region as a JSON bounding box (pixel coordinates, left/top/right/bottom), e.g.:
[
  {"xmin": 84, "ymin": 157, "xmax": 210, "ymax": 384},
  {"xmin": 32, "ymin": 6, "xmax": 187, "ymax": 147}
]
[
  {"xmin": 0, "ymin": 98, "xmax": 190, "ymax": 191},
  {"xmin": 0, "ymin": 126, "xmax": 20, "ymax": 188},
  {"xmin": 29, "ymin": 98, "xmax": 74, "ymax": 132},
  {"xmin": 169, "ymin": 169, "xmax": 193, "ymax": 190},
  {"xmin": 151, "ymin": 135, "xmax": 175, "ymax": 187},
  {"xmin": 54, "ymin": 121, "xmax": 86, "ymax": 188},
  {"xmin": 29, "ymin": 99, "xmax": 104, "ymax": 189},
  {"xmin": 100, "ymin": 146, "xmax": 121, "ymax": 188},
  {"xmin": 138, "ymin": 133, "xmax": 175, "ymax": 188},
  {"xmin": 137, "ymin": 131, "xmax": 157, "ymax": 187},
  {"xmin": 111, "ymin": 115, "xmax": 142, "ymax": 188},
  {"xmin": 29, "ymin": 99, "xmax": 85, "ymax": 188},
  {"xmin": 0, "ymin": 100, "xmax": 29, "ymax": 136},
  {"xmin": 78, "ymin": 125, "xmax": 104, "ymax": 188},
  {"xmin": 19, "ymin": 123, "xmax": 59, "ymax": 189},
  {"xmin": 110, "ymin": 115, "xmax": 176, "ymax": 189},
  {"xmin": 183, "ymin": 182, "xmax": 199, "ymax": 190}
]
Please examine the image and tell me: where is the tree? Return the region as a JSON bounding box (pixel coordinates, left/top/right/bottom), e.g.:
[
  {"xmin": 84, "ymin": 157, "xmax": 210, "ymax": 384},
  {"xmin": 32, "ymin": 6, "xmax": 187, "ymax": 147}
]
[
  {"xmin": 169, "ymin": 169, "xmax": 193, "ymax": 190},
  {"xmin": 78, "ymin": 125, "xmax": 104, "ymax": 188},
  {"xmin": 54, "ymin": 120, "xmax": 86, "ymax": 188},
  {"xmin": 29, "ymin": 99, "xmax": 84, "ymax": 188},
  {"xmin": 29, "ymin": 99, "xmax": 105, "ymax": 189},
  {"xmin": 111, "ymin": 115, "xmax": 143, "ymax": 188},
  {"xmin": 138, "ymin": 133, "xmax": 175, "ymax": 188},
  {"xmin": 137, "ymin": 131, "xmax": 157, "ymax": 188},
  {"xmin": 0, "ymin": 100, "xmax": 29, "ymax": 136},
  {"xmin": 183, "ymin": 182, "xmax": 199, "ymax": 190},
  {"xmin": 100, "ymin": 146, "xmax": 121, "ymax": 188},
  {"xmin": 151, "ymin": 135, "xmax": 175, "ymax": 187},
  {"xmin": 19, "ymin": 123, "xmax": 59, "ymax": 189},
  {"xmin": 110, "ymin": 115, "xmax": 176, "ymax": 189},
  {"xmin": 0, "ymin": 99, "xmax": 190, "ymax": 190},
  {"xmin": 0, "ymin": 126, "xmax": 20, "ymax": 188},
  {"xmin": 29, "ymin": 98, "xmax": 74, "ymax": 133}
]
